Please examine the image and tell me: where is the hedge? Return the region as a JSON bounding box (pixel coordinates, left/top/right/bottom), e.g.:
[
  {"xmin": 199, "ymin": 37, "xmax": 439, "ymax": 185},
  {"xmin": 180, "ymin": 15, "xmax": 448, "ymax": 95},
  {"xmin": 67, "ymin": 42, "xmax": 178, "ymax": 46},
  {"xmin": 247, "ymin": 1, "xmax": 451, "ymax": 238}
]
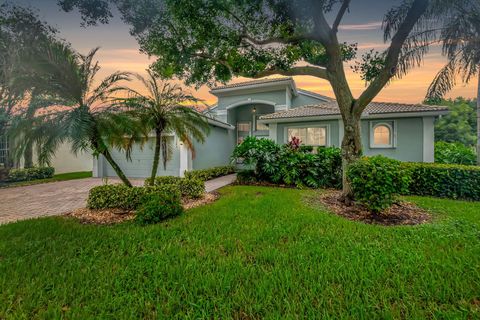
[
  {"xmin": 404, "ymin": 162, "xmax": 480, "ymax": 201},
  {"xmin": 184, "ymin": 165, "xmax": 236, "ymax": 181},
  {"xmin": 87, "ymin": 184, "xmax": 180, "ymax": 210},
  {"xmin": 135, "ymin": 192, "xmax": 183, "ymax": 225},
  {"xmin": 8, "ymin": 167, "xmax": 55, "ymax": 182},
  {"xmin": 145, "ymin": 176, "xmax": 205, "ymax": 199}
]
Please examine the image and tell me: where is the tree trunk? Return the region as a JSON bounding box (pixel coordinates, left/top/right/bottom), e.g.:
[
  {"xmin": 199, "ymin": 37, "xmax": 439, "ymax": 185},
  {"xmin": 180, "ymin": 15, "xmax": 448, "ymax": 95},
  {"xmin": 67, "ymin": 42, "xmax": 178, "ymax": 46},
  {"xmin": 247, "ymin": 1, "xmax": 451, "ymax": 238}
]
[
  {"xmin": 340, "ymin": 113, "xmax": 363, "ymax": 203},
  {"xmin": 149, "ymin": 129, "xmax": 162, "ymax": 186},
  {"xmin": 477, "ymin": 69, "xmax": 480, "ymax": 165},
  {"xmin": 102, "ymin": 148, "xmax": 133, "ymax": 187},
  {"xmin": 23, "ymin": 141, "xmax": 33, "ymax": 168}
]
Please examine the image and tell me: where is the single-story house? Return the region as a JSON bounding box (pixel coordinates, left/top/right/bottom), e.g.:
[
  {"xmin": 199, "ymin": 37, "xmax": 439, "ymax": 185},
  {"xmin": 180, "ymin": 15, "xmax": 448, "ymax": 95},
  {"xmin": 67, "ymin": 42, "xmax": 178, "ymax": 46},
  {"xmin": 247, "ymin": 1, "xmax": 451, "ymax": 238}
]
[{"xmin": 93, "ymin": 77, "xmax": 448, "ymax": 178}]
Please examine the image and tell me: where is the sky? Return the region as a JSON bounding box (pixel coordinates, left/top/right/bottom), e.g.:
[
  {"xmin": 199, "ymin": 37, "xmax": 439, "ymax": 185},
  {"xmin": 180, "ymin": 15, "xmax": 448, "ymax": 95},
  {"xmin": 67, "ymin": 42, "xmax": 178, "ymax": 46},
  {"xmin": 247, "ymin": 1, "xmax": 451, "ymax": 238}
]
[{"xmin": 8, "ymin": 0, "xmax": 478, "ymax": 106}]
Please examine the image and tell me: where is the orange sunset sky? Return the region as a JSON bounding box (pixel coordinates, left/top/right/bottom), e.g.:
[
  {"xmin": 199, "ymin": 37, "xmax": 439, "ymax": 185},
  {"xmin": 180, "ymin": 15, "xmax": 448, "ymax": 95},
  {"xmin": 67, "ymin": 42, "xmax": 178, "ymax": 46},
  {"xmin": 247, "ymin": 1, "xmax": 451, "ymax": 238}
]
[{"xmin": 13, "ymin": 0, "xmax": 478, "ymax": 107}]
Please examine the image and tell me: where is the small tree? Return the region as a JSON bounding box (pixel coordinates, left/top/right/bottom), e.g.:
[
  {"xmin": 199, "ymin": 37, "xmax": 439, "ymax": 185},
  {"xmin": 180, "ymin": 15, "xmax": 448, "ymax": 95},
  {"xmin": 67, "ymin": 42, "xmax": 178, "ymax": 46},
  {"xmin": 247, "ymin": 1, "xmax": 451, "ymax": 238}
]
[
  {"xmin": 119, "ymin": 70, "xmax": 210, "ymax": 185},
  {"xmin": 426, "ymin": 1, "xmax": 479, "ymax": 164},
  {"xmin": 17, "ymin": 42, "xmax": 137, "ymax": 186}
]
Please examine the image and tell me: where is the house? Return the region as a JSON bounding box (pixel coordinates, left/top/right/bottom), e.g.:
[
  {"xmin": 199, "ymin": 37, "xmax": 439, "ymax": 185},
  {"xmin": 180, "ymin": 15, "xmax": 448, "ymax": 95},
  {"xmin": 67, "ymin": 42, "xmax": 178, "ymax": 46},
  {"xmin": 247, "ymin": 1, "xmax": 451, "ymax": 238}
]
[{"xmin": 93, "ymin": 77, "xmax": 448, "ymax": 178}]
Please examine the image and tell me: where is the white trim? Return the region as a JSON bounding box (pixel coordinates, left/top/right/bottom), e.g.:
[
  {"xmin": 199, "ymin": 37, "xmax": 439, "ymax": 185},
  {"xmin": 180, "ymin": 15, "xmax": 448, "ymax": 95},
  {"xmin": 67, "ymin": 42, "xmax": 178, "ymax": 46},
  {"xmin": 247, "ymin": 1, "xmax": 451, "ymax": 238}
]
[
  {"xmin": 275, "ymin": 104, "xmax": 288, "ymax": 112},
  {"xmin": 225, "ymin": 99, "xmax": 276, "ymax": 110},
  {"xmin": 179, "ymin": 142, "xmax": 189, "ymax": 177},
  {"xmin": 210, "ymin": 79, "xmax": 297, "ymax": 96},
  {"xmin": 269, "ymin": 123, "xmax": 277, "ymax": 142},
  {"xmin": 258, "ymin": 110, "xmax": 448, "ymax": 123},
  {"xmin": 422, "ymin": 117, "xmax": 435, "ymax": 162},
  {"xmin": 338, "ymin": 119, "xmax": 344, "ymax": 146},
  {"xmin": 283, "ymin": 124, "xmax": 331, "ymax": 146},
  {"xmin": 297, "ymin": 89, "xmax": 332, "ymax": 102},
  {"xmin": 286, "ymin": 88, "xmax": 292, "ymax": 109},
  {"xmin": 369, "ymin": 121, "xmax": 397, "ymax": 149}
]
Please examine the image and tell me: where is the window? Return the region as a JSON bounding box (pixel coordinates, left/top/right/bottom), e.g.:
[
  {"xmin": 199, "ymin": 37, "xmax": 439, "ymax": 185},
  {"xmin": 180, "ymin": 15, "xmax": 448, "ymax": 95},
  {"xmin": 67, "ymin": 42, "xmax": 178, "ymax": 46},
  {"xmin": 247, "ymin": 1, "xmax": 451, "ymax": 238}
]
[
  {"xmin": 255, "ymin": 116, "xmax": 268, "ymax": 131},
  {"xmin": 287, "ymin": 127, "xmax": 327, "ymax": 146},
  {"xmin": 0, "ymin": 134, "xmax": 8, "ymax": 167},
  {"xmin": 370, "ymin": 122, "xmax": 395, "ymax": 148}
]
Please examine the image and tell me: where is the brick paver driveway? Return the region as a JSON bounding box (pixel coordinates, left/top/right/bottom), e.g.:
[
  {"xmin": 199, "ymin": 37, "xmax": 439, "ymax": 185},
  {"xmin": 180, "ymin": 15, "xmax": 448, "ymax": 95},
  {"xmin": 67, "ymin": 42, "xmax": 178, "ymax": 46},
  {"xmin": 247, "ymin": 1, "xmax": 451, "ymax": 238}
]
[{"xmin": 0, "ymin": 174, "xmax": 236, "ymax": 225}]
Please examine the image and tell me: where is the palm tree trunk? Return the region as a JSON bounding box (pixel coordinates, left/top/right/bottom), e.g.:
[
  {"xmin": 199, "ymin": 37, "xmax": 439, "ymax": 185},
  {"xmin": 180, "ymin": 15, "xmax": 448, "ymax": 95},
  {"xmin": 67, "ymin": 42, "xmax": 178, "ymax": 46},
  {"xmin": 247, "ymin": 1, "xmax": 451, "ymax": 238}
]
[
  {"xmin": 23, "ymin": 141, "xmax": 33, "ymax": 168},
  {"xmin": 102, "ymin": 149, "xmax": 133, "ymax": 187},
  {"xmin": 477, "ymin": 68, "xmax": 480, "ymax": 165},
  {"xmin": 149, "ymin": 129, "xmax": 162, "ymax": 186}
]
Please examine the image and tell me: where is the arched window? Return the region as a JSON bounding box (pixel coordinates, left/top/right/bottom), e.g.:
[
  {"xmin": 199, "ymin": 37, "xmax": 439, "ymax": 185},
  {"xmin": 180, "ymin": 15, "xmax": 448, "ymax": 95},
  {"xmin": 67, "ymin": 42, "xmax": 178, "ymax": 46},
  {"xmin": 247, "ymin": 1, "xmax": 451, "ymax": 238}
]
[{"xmin": 371, "ymin": 123, "xmax": 394, "ymax": 148}]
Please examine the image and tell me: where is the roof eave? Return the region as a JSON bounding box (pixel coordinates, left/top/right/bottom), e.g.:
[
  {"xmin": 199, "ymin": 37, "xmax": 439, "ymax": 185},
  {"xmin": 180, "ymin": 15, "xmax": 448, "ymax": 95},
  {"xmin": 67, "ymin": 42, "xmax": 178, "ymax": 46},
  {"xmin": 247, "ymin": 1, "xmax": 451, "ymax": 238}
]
[{"xmin": 258, "ymin": 110, "xmax": 449, "ymax": 123}]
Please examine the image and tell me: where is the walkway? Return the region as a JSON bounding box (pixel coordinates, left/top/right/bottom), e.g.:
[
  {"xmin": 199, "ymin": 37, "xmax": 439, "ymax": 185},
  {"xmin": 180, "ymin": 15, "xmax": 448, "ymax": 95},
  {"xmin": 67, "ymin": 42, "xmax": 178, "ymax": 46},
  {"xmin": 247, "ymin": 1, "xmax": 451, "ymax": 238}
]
[{"xmin": 0, "ymin": 174, "xmax": 236, "ymax": 225}]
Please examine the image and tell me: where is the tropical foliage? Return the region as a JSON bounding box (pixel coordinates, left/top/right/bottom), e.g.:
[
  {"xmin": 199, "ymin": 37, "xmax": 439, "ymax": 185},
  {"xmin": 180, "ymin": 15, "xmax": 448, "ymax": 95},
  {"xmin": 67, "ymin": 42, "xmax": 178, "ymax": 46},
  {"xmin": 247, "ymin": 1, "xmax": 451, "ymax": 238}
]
[
  {"xmin": 427, "ymin": 97, "xmax": 478, "ymax": 146},
  {"xmin": 232, "ymin": 136, "xmax": 342, "ymax": 189},
  {"xmin": 425, "ymin": 1, "xmax": 479, "ymax": 164},
  {"xmin": 14, "ymin": 42, "xmax": 139, "ymax": 186},
  {"xmin": 435, "ymin": 141, "xmax": 477, "ymax": 165},
  {"xmin": 118, "ymin": 70, "xmax": 209, "ymax": 185}
]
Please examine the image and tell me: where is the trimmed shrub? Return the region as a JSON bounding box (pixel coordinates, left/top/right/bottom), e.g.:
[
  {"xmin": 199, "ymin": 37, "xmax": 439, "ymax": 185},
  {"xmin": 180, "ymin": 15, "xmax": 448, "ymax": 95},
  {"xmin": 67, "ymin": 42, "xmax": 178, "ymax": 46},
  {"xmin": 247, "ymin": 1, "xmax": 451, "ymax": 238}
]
[
  {"xmin": 146, "ymin": 176, "xmax": 205, "ymax": 199},
  {"xmin": 178, "ymin": 178, "xmax": 204, "ymax": 199},
  {"xmin": 144, "ymin": 175, "xmax": 182, "ymax": 186},
  {"xmin": 8, "ymin": 167, "xmax": 55, "ymax": 182},
  {"xmin": 135, "ymin": 193, "xmax": 183, "ymax": 225},
  {"xmin": 347, "ymin": 156, "xmax": 411, "ymax": 213},
  {"xmin": 184, "ymin": 165, "xmax": 236, "ymax": 181},
  {"xmin": 232, "ymin": 136, "xmax": 342, "ymax": 189},
  {"xmin": 404, "ymin": 162, "xmax": 480, "ymax": 201},
  {"xmin": 434, "ymin": 141, "xmax": 477, "ymax": 165},
  {"xmin": 87, "ymin": 184, "xmax": 180, "ymax": 210}
]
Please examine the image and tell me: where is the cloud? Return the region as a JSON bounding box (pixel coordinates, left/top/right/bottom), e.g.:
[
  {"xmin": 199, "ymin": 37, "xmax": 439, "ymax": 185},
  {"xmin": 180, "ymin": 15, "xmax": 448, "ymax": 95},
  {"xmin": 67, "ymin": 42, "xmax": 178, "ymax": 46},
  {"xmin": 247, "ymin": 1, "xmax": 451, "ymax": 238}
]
[{"xmin": 339, "ymin": 21, "xmax": 382, "ymax": 31}]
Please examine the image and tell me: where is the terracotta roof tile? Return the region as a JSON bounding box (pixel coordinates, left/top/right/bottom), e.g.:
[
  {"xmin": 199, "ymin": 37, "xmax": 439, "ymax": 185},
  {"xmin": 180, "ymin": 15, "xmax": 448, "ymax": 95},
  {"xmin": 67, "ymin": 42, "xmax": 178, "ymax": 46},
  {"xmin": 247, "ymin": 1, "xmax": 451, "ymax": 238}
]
[
  {"xmin": 259, "ymin": 101, "xmax": 448, "ymax": 120},
  {"xmin": 211, "ymin": 77, "xmax": 293, "ymax": 91}
]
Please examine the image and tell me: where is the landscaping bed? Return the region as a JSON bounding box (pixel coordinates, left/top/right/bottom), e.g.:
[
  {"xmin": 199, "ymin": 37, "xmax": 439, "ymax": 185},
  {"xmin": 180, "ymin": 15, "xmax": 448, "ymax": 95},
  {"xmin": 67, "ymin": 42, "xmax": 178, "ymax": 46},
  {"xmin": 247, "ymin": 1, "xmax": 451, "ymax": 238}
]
[
  {"xmin": 308, "ymin": 190, "xmax": 432, "ymax": 226},
  {"xmin": 66, "ymin": 192, "xmax": 219, "ymax": 224}
]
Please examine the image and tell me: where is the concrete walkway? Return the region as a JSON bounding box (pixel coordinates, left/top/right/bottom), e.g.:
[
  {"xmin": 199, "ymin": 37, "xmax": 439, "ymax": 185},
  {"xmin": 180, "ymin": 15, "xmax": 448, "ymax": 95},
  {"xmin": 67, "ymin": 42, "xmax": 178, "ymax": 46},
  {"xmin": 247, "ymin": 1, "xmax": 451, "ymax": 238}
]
[{"xmin": 0, "ymin": 174, "xmax": 236, "ymax": 225}]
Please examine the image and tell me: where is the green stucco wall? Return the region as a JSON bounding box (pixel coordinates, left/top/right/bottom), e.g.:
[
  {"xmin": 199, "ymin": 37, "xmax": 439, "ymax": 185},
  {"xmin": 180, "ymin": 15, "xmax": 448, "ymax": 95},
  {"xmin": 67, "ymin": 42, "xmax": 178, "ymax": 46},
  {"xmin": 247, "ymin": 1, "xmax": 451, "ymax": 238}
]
[
  {"xmin": 216, "ymin": 90, "xmax": 287, "ymax": 109},
  {"xmin": 192, "ymin": 126, "xmax": 235, "ymax": 170},
  {"xmin": 361, "ymin": 117, "xmax": 424, "ymax": 162},
  {"xmin": 291, "ymin": 93, "xmax": 327, "ymax": 108}
]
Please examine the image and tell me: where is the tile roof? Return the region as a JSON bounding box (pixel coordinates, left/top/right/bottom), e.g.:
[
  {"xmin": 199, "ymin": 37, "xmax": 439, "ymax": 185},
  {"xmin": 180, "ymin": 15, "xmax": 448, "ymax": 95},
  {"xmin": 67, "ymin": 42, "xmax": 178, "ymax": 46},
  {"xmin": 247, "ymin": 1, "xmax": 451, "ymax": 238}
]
[
  {"xmin": 259, "ymin": 101, "xmax": 448, "ymax": 120},
  {"xmin": 211, "ymin": 77, "xmax": 293, "ymax": 91}
]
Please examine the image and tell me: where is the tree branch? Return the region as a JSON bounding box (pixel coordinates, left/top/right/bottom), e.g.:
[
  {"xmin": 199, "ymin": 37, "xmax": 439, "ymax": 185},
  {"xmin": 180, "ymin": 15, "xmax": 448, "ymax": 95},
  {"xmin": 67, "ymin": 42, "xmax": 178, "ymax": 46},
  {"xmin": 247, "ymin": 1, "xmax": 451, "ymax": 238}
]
[
  {"xmin": 332, "ymin": 0, "xmax": 351, "ymax": 33},
  {"xmin": 248, "ymin": 65, "xmax": 329, "ymax": 80},
  {"xmin": 355, "ymin": 0, "xmax": 429, "ymax": 116}
]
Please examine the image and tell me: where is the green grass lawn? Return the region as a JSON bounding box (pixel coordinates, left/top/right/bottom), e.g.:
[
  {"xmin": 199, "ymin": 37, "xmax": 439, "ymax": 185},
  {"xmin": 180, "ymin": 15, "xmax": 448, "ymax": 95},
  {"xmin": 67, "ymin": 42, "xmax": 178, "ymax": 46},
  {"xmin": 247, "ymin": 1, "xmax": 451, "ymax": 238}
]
[
  {"xmin": 3, "ymin": 171, "xmax": 92, "ymax": 188},
  {"xmin": 1, "ymin": 186, "xmax": 479, "ymax": 319}
]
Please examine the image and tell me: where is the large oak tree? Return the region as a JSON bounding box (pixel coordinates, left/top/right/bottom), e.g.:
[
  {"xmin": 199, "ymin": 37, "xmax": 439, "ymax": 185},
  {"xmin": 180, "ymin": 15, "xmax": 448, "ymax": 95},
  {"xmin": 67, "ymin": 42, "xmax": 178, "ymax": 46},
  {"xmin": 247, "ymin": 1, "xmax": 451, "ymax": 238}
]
[{"xmin": 59, "ymin": 0, "xmax": 467, "ymax": 199}]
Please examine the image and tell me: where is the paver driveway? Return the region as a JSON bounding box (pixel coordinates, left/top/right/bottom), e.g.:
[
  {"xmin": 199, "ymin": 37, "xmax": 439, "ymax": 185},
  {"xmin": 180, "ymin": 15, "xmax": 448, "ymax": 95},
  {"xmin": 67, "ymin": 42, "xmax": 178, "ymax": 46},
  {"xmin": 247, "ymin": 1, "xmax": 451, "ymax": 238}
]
[{"xmin": 0, "ymin": 174, "xmax": 236, "ymax": 224}]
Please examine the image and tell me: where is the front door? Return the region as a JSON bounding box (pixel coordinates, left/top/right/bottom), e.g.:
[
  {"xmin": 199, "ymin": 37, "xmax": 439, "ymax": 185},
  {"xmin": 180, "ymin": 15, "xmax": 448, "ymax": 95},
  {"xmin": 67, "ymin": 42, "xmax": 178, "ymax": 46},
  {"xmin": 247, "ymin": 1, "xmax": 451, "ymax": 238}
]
[{"xmin": 237, "ymin": 121, "xmax": 251, "ymax": 144}]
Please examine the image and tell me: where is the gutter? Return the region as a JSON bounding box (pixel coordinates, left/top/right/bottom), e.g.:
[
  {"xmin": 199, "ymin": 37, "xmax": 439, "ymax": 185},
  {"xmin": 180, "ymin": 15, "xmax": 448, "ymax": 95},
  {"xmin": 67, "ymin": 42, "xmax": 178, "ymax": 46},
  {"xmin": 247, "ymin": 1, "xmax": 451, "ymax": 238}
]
[{"xmin": 258, "ymin": 110, "xmax": 449, "ymax": 124}]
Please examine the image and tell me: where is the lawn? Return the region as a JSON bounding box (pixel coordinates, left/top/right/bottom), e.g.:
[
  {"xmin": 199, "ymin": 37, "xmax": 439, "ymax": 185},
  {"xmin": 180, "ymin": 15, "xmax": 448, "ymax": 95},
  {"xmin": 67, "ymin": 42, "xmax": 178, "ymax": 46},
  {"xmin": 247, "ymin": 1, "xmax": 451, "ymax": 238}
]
[
  {"xmin": 2, "ymin": 171, "xmax": 92, "ymax": 188},
  {"xmin": 0, "ymin": 186, "xmax": 479, "ymax": 319}
]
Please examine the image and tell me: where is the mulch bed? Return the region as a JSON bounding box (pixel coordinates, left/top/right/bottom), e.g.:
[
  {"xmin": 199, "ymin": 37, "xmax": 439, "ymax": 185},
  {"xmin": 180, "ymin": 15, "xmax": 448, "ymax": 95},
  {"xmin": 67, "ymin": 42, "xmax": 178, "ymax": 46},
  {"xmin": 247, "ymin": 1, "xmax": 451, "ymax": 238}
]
[
  {"xmin": 308, "ymin": 191, "xmax": 432, "ymax": 226},
  {"xmin": 65, "ymin": 192, "xmax": 219, "ymax": 225}
]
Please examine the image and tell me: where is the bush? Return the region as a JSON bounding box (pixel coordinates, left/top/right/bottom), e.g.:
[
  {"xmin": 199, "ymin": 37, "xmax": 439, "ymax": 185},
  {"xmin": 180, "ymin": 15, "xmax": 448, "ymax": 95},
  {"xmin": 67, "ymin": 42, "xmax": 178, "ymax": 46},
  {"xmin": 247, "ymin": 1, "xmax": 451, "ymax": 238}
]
[
  {"xmin": 236, "ymin": 170, "xmax": 257, "ymax": 184},
  {"xmin": 232, "ymin": 136, "xmax": 342, "ymax": 188},
  {"xmin": 146, "ymin": 176, "xmax": 205, "ymax": 199},
  {"xmin": 404, "ymin": 162, "xmax": 480, "ymax": 201},
  {"xmin": 184, "ymin": 165, "xmax": 236, "ymax": 181},
  {"xmin": 434, "ymin": 141, "xmax": 477, "ymax": 165},
  {"xmin": 87, "ymin": 184, "xmax": 180, "ymax": 210},
  {"xmin": 135, "ymin": 193, "xmax": 183, "ymax": 225},
  {"xmin": 347, "ymin": 156, "xmax": 411, "ymax": 213},
  {"xmin": 144, "ymin": 175, "xmax": 182, "ymax": 186},
  {"xmin": 8, "ymin": 167, "xmax": 55, "ymax": 182}
]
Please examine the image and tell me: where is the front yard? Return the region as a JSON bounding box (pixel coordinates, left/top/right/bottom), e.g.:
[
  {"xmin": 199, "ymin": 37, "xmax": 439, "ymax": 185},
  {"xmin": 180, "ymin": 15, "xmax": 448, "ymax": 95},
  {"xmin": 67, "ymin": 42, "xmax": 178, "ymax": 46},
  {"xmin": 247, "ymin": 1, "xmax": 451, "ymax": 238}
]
[{"xmin": 1, "ymin": 186, "xmax": 479, "ymax": 318}]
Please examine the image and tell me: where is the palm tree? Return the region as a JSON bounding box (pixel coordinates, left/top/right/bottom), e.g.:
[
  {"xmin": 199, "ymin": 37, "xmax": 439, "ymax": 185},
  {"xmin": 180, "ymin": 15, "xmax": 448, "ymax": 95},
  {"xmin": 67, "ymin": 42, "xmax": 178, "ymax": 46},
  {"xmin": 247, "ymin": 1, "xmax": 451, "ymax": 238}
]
[
  {"xmin": 119, "ymin": 70, "xmax": 210, "ymax": 185},
  {"xmin": 426, "ymin": 1, "xmax": 480, "ymax": 164},
  {"xmin": 17, "ymin": 41, "xmax": 138, "ymax": 186}
]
